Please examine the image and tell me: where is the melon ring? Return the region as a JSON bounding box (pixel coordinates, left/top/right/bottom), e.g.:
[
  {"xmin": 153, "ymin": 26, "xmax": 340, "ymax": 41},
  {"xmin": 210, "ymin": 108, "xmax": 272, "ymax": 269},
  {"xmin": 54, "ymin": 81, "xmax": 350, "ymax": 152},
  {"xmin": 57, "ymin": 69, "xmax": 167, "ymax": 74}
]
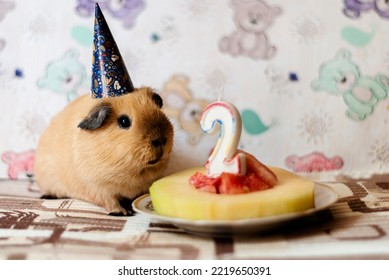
[{"xmin": 148, "ymin": 167, "xmax": 318, "ymax": 221}]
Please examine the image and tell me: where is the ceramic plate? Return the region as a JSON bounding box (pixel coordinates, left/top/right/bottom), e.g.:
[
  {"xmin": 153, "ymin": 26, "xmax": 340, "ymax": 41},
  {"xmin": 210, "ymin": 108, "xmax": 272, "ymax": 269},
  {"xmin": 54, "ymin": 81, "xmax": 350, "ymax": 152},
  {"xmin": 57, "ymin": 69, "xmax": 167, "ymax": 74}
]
[{"xmin": 133, "ymin": 183, "xmax": 338, "ymax": 237}]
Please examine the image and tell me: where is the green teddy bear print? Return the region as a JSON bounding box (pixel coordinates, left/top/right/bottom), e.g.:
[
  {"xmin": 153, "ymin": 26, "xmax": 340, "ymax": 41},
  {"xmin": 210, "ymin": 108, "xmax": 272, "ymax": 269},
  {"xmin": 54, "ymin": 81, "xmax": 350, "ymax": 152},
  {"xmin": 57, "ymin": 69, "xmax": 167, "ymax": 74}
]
[
  {"xmin": 38, "ymin": 50, "xmax": 87, "ymax": 102},
  {"xmin": 311, "ymin": 49, "xmax": 389, "ymax": 121}
]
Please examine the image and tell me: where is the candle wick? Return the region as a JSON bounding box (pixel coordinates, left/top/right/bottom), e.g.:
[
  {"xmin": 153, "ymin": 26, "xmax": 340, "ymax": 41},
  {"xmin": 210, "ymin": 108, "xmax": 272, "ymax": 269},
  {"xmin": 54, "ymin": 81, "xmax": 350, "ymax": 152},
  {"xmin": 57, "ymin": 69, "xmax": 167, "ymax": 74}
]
[{"xmin": 218, "ymin": 87, "xmax": 224, "ymax": 102}]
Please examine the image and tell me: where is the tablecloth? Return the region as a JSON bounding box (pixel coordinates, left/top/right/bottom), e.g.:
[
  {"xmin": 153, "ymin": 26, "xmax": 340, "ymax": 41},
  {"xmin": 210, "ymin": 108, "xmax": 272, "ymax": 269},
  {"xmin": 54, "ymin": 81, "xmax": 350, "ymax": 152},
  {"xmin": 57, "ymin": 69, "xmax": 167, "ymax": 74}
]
[{"xmin": 1, "ymin": 175, "xmax": 389, "ymax": 260}]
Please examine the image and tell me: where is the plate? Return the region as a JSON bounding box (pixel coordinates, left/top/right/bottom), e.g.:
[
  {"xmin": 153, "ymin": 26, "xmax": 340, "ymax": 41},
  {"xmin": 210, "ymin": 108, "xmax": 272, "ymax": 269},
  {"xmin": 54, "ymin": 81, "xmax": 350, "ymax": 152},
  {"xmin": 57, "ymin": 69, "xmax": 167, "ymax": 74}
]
[{"xmin": 132, "ymin": 183, "xmax": 338, "ymax": 237}]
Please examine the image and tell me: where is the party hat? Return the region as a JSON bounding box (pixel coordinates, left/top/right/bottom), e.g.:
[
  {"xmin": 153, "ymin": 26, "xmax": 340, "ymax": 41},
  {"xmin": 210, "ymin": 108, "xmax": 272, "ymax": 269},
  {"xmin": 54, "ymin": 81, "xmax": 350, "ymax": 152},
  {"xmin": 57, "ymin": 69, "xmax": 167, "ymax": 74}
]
[{"xmin": 91, "ymin": 3, "xmax": 134, "ymax": 98}]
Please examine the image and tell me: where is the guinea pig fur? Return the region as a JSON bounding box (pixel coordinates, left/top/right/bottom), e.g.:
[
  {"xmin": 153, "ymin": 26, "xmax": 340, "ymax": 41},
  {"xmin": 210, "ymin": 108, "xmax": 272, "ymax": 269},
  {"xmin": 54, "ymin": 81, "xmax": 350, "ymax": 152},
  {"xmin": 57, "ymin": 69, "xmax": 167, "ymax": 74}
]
[{"xmin": 34, "ymin": 87, "xmax": 174, "ymax": 215}]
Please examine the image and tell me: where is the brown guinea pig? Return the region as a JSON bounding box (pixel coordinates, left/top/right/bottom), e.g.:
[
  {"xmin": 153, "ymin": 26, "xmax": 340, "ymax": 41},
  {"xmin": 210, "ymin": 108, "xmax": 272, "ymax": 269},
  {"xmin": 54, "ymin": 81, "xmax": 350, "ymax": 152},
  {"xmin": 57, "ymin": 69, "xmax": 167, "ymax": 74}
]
[{"xmin": 34, "ymin": 87, "xmax": 174, "ymax": 215}]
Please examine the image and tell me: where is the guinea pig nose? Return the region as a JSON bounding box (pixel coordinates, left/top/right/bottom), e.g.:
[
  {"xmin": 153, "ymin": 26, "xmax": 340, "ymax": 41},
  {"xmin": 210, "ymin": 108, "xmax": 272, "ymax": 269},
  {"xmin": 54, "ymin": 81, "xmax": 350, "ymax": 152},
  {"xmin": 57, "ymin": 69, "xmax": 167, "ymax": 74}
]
[{"xmin": 151, "ymin": 137, "xmax": 167, "ymax": 148}]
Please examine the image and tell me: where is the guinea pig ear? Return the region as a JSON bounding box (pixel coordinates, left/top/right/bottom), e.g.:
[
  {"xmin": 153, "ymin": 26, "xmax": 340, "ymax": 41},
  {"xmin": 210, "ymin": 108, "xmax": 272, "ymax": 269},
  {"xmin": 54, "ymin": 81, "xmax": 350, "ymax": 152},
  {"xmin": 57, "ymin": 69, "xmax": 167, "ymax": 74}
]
[
  {"xmin": 78, "ymin": 103, "xmax": 112, "ymax": 130},
  {"xmin": 152, "ymin": 93, "xmax": 163, "ymax": 108}
]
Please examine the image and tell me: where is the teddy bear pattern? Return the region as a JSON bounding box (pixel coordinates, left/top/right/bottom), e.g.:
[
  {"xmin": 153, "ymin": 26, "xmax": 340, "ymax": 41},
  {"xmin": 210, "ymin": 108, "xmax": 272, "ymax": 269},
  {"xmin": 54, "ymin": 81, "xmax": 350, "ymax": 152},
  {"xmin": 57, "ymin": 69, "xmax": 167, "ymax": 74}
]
[
  {"xmin": 0, "ymin": 1, "xmax": 15, "ymax": 22},
  {"xmin": 75, "ymin": 0, "xmax": 145, "ymax": 28},
  {"xmin": 285, "ymin": 152, "xmax": 344, "ymax": 173},
  {"xmin": 219, "ymin": 0, "xmax": 281, "ymax": 60},
  {"xmin": 0, "ymin": 39, "xmax": 5, "ymax": 75},
  {"xmin": 1, "ymin": 150, "xmax": 35, "ymax": 180},
  {"xmin": 0, "ymin": 0, "xmax": 15, "ymax": 74},
  {"xmin": 160, "ymin": 75, "xmax": 209, "ymax": 145},
  {"xmin": 311, "ymin": 49, "xmax": 389, "ymax": 121},
  {"xmin": 343, "ymin": 0, "xmax": 389, "ymax": 19},
  {"xmin": 37, "ymin": 50, "xmax": 87, "ymax": 102}
]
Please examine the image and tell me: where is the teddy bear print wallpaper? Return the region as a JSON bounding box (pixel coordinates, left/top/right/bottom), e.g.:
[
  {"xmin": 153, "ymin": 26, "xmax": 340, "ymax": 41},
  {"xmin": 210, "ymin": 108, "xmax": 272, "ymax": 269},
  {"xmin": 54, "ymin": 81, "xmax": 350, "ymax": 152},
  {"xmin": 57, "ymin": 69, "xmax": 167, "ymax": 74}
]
[{"xmin": 1, "ymin": 0, "xmax": 389, "ymax": 181}]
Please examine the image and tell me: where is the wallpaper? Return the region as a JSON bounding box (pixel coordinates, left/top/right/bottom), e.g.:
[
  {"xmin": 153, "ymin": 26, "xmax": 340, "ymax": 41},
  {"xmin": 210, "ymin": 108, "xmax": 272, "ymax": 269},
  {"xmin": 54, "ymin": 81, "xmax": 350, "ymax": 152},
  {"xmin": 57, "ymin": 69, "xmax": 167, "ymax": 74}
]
[{"xmin": 1, "ymin": 0, "xmax": 389, "ymax": 180}]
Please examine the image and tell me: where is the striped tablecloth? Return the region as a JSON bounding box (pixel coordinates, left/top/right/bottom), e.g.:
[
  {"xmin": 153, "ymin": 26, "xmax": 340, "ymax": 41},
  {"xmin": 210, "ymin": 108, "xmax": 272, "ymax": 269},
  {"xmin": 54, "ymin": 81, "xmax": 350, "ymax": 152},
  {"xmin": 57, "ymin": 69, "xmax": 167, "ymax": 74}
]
[{"xmin": 0, "ymin": 175, "xmax": 388, "ymax": 260}]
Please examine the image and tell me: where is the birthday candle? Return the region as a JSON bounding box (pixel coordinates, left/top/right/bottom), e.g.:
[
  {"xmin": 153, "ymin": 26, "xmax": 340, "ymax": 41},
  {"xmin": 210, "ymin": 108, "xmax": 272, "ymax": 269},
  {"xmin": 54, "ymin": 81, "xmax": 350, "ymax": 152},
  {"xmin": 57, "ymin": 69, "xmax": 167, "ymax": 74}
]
[{"xmin": 201, "ymin": 101, "xmax": 246, "ymax": 178}]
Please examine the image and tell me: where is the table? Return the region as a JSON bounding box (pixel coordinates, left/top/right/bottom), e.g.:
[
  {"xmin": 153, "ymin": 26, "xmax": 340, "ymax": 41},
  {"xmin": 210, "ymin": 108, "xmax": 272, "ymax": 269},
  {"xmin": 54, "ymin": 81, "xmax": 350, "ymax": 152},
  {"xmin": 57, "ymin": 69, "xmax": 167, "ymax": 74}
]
[{"xmin": 0, "ymin": 175, "xmax": 389, "ymax": 260}]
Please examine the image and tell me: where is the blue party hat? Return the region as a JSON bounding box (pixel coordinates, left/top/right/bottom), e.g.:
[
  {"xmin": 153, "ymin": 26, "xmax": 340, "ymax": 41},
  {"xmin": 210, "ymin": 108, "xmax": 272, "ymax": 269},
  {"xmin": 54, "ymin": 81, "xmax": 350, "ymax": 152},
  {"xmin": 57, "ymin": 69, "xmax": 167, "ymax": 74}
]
[{"xmin": 91, "ymin": 3, "xmax": 134, "ymax": 98}]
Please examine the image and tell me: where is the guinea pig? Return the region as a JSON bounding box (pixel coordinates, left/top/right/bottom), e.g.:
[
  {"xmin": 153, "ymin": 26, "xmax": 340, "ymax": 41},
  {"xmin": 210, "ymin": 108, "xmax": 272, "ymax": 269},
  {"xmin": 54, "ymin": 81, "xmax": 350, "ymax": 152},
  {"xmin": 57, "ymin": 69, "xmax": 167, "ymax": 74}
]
[{"xmin": 34, "ymin": 87, "xmax": 174, "ymax": 215}]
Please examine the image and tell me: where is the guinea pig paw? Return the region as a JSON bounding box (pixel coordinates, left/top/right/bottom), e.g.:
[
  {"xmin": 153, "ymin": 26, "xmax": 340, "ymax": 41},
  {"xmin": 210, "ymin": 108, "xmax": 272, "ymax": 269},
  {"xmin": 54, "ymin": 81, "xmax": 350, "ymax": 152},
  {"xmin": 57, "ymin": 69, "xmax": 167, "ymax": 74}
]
[
  {"xmin": 108, "ymin": 210, "xmax": 134, "ymax": 217},
  {"xmin": 118, "ymin": 197, "xmax": 134, "ymax": 211},
  {"xmin": 41, "ymin": 194, "xmax": 70, "ymax": 200},
  {"xmin": 106, "ymin": 198, "xmax": 135, "ymax": 216}
]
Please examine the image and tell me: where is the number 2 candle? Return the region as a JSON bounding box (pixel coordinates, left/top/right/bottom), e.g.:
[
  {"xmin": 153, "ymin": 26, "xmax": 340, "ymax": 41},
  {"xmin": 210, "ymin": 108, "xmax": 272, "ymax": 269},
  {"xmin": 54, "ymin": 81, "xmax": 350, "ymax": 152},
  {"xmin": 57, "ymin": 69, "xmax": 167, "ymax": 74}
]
[{"xmin": 200, "ymin": 101, "xmax": 246, "ymax": 178}]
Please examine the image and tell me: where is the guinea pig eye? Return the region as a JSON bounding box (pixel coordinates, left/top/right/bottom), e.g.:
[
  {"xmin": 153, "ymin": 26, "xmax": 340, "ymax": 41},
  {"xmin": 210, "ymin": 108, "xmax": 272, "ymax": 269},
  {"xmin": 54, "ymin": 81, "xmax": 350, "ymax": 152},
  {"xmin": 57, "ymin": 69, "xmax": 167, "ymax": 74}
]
[
  {"xmin": 117, "ymin": 115, "xmax": 131, "ymax": 129},
  {"xmin": 152, "ymin": 93, "xmax": 163, "ymax": 108}
]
